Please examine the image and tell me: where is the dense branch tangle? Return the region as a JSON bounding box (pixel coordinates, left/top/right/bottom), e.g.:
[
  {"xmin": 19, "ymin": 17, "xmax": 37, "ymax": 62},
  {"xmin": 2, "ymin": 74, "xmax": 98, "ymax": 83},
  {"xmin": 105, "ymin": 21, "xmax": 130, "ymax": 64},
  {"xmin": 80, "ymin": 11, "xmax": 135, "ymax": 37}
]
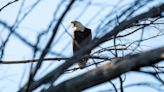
[
  {"xmin": 0, "ymin": 0, "xmax": 164, "ymax": 92},
  {"xmin": 21, "ymin": 3, "xmax": 164, "ymax": 92}
]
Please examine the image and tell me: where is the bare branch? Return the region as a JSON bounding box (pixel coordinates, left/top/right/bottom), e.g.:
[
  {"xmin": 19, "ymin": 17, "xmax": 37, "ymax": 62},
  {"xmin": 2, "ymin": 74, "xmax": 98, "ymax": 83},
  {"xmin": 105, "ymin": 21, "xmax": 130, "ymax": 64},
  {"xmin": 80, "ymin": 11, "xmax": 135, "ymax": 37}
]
[
  {"xmin": 0, "ymin": 0, "xmax": 18, "ymax": 12},
  {"xmin": 45, "ymin": 47, "xmax": 164, "ymax": 92}
]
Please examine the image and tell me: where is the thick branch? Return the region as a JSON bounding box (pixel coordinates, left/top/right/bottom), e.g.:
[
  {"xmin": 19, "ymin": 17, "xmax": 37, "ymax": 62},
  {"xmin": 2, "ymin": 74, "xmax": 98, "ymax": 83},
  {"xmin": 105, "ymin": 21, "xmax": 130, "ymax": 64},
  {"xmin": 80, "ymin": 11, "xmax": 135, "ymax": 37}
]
[{"xmin": 45, "ymin": 47, "xmax": 164, "ymax": 92}]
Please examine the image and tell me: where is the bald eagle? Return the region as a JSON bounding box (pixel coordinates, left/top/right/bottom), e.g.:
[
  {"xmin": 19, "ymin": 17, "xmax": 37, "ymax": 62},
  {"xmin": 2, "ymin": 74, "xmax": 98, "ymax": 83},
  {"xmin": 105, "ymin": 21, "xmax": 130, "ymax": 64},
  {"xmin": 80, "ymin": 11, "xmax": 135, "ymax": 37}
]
[{"xmin": 71, "ymin": 21, "xmax": 92, "ymax": 69}]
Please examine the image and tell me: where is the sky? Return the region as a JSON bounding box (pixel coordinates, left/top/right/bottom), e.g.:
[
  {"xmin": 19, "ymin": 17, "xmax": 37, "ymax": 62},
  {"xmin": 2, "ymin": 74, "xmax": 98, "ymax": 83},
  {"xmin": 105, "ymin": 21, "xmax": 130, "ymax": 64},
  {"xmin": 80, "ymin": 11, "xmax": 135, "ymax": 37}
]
[{"xmin": 0, "ymin": 0, "xmax": 164, "ymax": 92}]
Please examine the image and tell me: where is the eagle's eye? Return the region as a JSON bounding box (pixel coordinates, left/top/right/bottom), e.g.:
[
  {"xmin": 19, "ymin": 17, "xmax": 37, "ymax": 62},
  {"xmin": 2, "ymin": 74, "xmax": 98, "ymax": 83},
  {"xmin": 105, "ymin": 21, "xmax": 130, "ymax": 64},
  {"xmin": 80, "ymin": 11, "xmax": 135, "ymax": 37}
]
[{"xmin": 73, "ymin": 23, "xmax": 76, "ymax": 27}]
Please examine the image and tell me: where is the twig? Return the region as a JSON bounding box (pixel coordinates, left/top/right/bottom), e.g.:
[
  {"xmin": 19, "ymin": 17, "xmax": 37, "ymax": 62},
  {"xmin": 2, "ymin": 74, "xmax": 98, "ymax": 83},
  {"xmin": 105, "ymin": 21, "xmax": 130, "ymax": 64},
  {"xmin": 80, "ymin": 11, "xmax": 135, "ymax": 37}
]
[
  {"xmin": 0, "ymin": 56, "xmax": 112, "ymax": 64},
  {"xmin": 0, "ymin": 58, "xmax": 68, "ymax": 64},
  {"xmin": 0, "ymin": 0, "xmax": 18, "ymax": 12}
]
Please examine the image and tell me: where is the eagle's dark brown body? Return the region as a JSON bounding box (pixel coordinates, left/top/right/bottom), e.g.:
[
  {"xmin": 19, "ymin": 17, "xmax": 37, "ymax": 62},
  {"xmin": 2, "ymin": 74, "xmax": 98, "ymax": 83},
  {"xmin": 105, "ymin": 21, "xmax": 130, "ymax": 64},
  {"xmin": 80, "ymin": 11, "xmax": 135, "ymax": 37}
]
[{"xmin": 72, "ymin": 28, "xmax": 92, "ymax": 69}]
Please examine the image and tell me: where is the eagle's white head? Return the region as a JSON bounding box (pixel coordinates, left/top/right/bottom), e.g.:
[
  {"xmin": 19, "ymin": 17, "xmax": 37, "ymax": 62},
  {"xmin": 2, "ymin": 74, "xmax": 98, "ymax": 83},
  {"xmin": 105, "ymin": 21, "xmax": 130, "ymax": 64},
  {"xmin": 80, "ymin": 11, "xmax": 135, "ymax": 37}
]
[{"xmin": 71, "ymin": 21, "xmax": 85, "ymax": 32}]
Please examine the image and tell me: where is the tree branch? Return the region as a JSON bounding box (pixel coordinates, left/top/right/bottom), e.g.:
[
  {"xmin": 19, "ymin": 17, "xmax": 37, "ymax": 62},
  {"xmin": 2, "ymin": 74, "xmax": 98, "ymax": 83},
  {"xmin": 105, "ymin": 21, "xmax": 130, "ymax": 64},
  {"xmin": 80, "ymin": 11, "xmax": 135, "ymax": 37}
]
[
  {"xmin": 45, "ymin": 47, "xmax": 164, "ymax": 92},
  {"xmin": 0, "ymin": 0, "xmax": 18, "ymax": 12}
]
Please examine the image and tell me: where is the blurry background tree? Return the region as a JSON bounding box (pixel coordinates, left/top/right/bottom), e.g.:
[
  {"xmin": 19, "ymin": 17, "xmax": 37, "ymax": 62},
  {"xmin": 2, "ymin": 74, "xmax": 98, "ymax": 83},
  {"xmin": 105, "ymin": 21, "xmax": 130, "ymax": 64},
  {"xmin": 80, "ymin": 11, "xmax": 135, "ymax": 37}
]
[{"xmin": 0, "ymin": 0, "xmax": 164, "ymax": 92}]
